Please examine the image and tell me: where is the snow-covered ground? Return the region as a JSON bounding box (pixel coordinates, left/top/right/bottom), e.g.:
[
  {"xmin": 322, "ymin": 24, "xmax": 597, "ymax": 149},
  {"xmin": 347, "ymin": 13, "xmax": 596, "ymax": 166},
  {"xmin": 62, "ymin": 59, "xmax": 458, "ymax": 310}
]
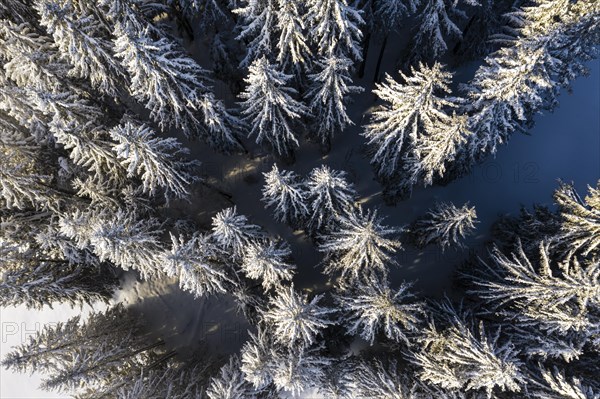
[{"xmin": 1, "ymin": 50, "xmax": 597, "ymax": 399}]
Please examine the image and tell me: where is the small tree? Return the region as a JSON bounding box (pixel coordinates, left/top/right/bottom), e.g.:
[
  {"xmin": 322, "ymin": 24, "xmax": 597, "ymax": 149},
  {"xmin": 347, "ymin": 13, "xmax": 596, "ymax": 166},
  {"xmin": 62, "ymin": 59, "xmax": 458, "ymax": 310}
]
[
  {"xmin": 410, "ymin": 202, "xmax": 477, "ymax": 250},
  {"xmin": 335, "ymin": 281, "xmax": 423, "ymax": 344},
  {"xmin": 319, "ymin": 207, "xmax": 402, "ymax": 283},
  {"xmin": 211, "ymin": 207, "xmax": 264, "ymax": 258},
  {"xmin": 240, "ymin": 239, "xmax": 296, "ymax": 292},
  {"xmin": 262, "ymin": 284, "xmax": 334, "ymax": 347},
  {"xmin": 305, "ymin": 165, "xmax": 357, "ymax": 233},
  {"xmin": 261, "ymin": 164, "xmax": 308, "ymax": 225}
]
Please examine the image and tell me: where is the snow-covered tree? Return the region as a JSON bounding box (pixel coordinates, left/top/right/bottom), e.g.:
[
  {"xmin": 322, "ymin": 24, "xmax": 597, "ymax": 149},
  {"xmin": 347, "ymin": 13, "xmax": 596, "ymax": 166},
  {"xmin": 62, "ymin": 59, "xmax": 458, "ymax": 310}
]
[
  {"xmin": 211, "ymin": 207, "xmax": 264, "ymax": 258},
  {"xmin": 305, "ymin": 0, "xmax": 364, "ymax": 60},
  {"xmin": 113, "ymin": 23, "xmax": 209, "ymax": 135},
  {"xmin": 240, "ymin": 327, "xmax": 277, "ymax": 390},
  {"xmin": 240, "ymin": 239, "xmax": 296, "ymax": 292},
  {"xmin": 461, "ymin": 45, "xmax": 558, "ymax": 163},
  {"xmin": 262, "ymin": 284, "xmax": 334, "ymax": 347},
  {"xmin": 531, "ymin": 366, "xmax": 599, "ymax": 399},
  {"xmin": 271, "ymin": 345, "xmax": 330, "ymax": 395},
  {"xmin": 274, "ymin": 0, "xmax": 311, "ymax": 69},
  {"xmin": 109, "ymin": 121, "xmax": 200, "ymax": 201},
  {"xmin": 177, "ymin": 0, "xmax": 228, "ymax": 32},
  {"xmin": 409, "ymin": 0, "xmax": 464, "ymax": 63},
  {"xmin": 2, "ymin": 305, "xmax": 162, "ymax": 394},
  {"xmin": 0, "ymin": 142, "xmax": 58, "ymax": 210},
  {"xmin": 261, "ymin": 164, "xmax": 308, "ymax": 225},
  {"xmin": 206, "ymin": 355, "xmax": 254, "ymax": 399},
  {"xmin": 36, "ymin": 0, "xmax": 125, "ymax": 96},
  {"xmin": 408, "ymin": 301, "xmax": 525, "ymax": 395},
  {"xmin": 0, "ymin": 238, "xmax": 116, "ymax": 309},
  {"xmin": 347, "ymin": 359, "xmax": 424, "ymax": 399},
  {"xmin": 470, "ymin": 243, "xmax": 600, "ymax": 321},
  {"xmin": 0, "ymin": 20, "xmax": 68, "ymax": 92},
  {"xmin": 196, "ymin": 92, "xmax": 244, "ymax": 154},
  {"xmin": 363, "ymin": 62, "xmax": 456, "ymax": 178},
  {"xmin": 233, "ymin": 0, "xmax": 276, "ymax": 67},
  {"xmin": 410, "ymin": 202, "xmax": 477, "ymax": 250},
  {"xmin": 238, "ymin": 56, "xmax": 308, "ymax": 157},
  {"xmin": 404, "ymin": 112, "xmax": 470, "ymax": 188},
  {"xmin": 59, "ymin": 209, "xmax": 164, "ymax": 279},
  {"xmin": 553, "ymin": 181, "xmax": 600, "ymax": 261},
  {"xmin": 305, "ymin": 55, "xmax": 363, "ymax": 148},
  {"xmin": 373, "ymin": 0, "xmax": 421, "ymax": 34},
  {"xmin": 51, "ymin": 121, "xmax": 127, "ymax": 187},
  {"xmin": 162, "ymin": 233, "xmax": 232, "ymax": 298},
  {"xmin": 305, "ymin": 165, "xmax": 357, "ymax": 233},
  {"xmin": 319, "ymin": 207, "xmax": 402, "ymax": 283},
  {"xmin": 335, "ymin": 281, "xmax": 423, "ymax": 344}
]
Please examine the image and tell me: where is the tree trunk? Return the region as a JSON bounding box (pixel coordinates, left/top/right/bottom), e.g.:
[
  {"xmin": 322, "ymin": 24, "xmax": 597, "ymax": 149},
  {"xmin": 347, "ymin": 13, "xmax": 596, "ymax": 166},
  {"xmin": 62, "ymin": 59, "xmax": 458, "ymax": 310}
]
[
  {"xmin": 374, "ymin": 35, "xmax": 388, "ymax": 83},
  {"xmin": 358, "ymin": 33, "xmax": 371, "ymax": 78}
]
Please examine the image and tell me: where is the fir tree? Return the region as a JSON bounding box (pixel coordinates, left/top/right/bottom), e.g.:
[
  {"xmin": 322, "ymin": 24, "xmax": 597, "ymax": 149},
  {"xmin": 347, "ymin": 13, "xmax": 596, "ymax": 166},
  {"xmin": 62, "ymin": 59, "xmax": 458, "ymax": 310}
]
[
  {"xmin": 162, "ymin": 232, "xmax": 232, "ymax": 298},
  {"xmin": 410, "ymin": 202, "xmax": 478, "ymax": 250},
  {"xmin": 261, "ymin": 164, "xmax": 308, "ymax": 225},
  {"xmin": 319, "ymin": 207, "xmax": 402, "ymax": 283},
  {"xmin": 274, "ymin": 0, "xmax": 311, "ymax": 69},
  {"xmin": 262, "ymin": 284, "xmax": 334, "ymax": 347},
  {"xmin": 211, "ymin": 206, "xmax": 264, "ymax": 258},
  {"xmin": 305, "ymin": 0, "xmax": 364, "ymax": 60},
  {"xmin": 240, "ymin": 239, "xmax": 296, "ymax": 292},
  {"xmin": 113, "ymin": 23, "xmax": 209, "ymax": 135},
  {"xmin": 409, "ymin": 0, "xmax": 464, "ymax": 63},
  {"xmin": 553, "ymin": 181, "xmax": 600, "ymax": 261},
  {"xmin": 335, "ymin": 280, "xmax": 423, "ymax": 344},
  {"xmin": 270, "ymin": 345, "xmax": 330, "ymax": 395},
  {"xmin": 35, "ymin": 0, "xmax": 125, "ymax": 96},
  {"xmin": 59, "ymin": 209, "xmax": 164, "ymax": 279},
  {"xmin": 408, "ymin": 301, "xmax": 525, "ymax": 396},
  {"xmin": 305, "ymin": 55, "xmax": 363, "ymax": 148},
  {"xmin": 305, "ymin": 165, "xmax": 357, "ymax": 233},
  {"xmin": 363, "ymin": 62, "xmax": 456, "ymax": 178},
  {"xmin": 238, "ymin": 56, "xmax": 308, "ymax": 158},
  {"xmin": 206, "ymin": 355, "xmax": 254, "ymax": 399},
  {"xmin": 109, "ymin": 121, "xmax": 200, "ymax": 201}
]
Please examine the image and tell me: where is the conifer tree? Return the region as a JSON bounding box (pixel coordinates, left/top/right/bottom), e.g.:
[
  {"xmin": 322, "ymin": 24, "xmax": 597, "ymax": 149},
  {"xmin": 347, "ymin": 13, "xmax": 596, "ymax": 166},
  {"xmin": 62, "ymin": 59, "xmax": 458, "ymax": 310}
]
[
  {"xmin": 240, "ymin": 239, "xmax": 296, "ymax": 292},
  {"xmin": 305, "ymin": 165, "xmax": 357, "ymax": 233},
  {"xmin": 162, "ymin": 232, "xmax": 233, "ymax": 298},
  {"xmin": 553, "ymin": 181, "xmax": 600, "ymax": 261},
  {"xmin": 211, "ymin": 206, "xmax": 264, "ymax": 258},
  {"xmin": 319, "ymin": 207, "xmax": 402, "ymax": 283},
  {"xmin": 335, "ymin": 280, "xmax": 422, "ymax": 344},
  {"xmin": 261, "ymin": 164, "xmax": 308, "ymax": 225},
  {"xmin": 305, "ymin": 0, "xmax": 364, "ymax": 61},
  {"xmin": 109, "ymin": 121, "xmax": 200, "ymax": 201},
  {"xmin": 305, "ymin": 55, "xmax": 363, "ymax": 148},
  {"xmin": 410, "ymin": 202, "xmax": 478, "ymax": 250},
  {"xmin": 363, "ymin": 62, "xmax": 456, "ymax": 178},
  {"xmin": 262, "ymin": 284, "xmax": 334, "ymax": 347},
  {"xmin": 36, "ymin": 0, "xmax": 125, "ymax": 96},
  {"xmin": 238, "ymin": 56, "xmax": 307, "ymax": 158}
]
